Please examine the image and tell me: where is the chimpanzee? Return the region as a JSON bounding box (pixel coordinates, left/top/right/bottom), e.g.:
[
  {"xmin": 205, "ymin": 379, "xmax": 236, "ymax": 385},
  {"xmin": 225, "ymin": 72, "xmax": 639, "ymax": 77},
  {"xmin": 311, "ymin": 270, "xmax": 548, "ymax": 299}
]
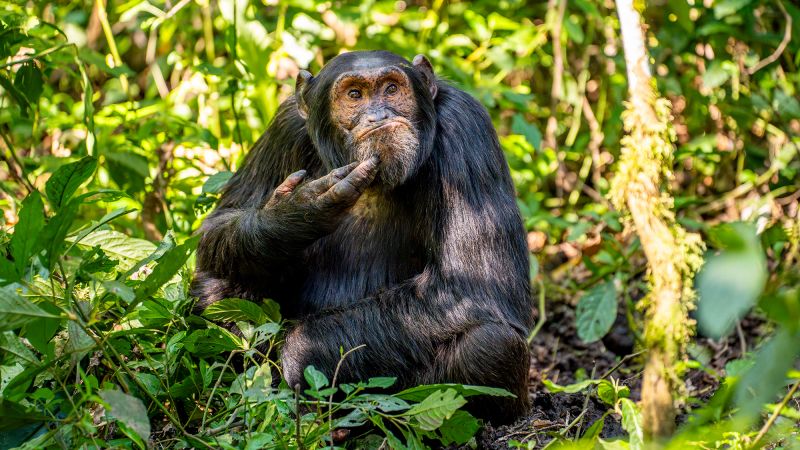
[{"xmin": 191, "ymin": 51, "xmax": 534, "ymax": 423}]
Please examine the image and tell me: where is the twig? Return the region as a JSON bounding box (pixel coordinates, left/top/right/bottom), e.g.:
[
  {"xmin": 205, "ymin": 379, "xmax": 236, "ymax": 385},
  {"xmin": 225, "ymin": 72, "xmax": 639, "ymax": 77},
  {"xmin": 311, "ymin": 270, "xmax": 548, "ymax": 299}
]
[
  {"xmin": 328, "ymin": 344, "xmax": 366, "ymax": 448},
  {"xmin": 527, "ymin": 280, "xmax": 547, "ymax": 344},
  {"xmin": 295, "ymin": 383, "xmax": 304, "ymax": 450},
  {"xmin": 0, "ymin": 128, "xmax": 35, "ymax": 193},
  {"xmin": 747, "ymin": 0, "xmax": 792, "ymax": 75},
  {"xmin": 545, "ymin": 0, "xmax": 566, "ymax": 197},
  {"xmin": 93, "ymin": 0, "xmax": 129, "ymax": 93},
  {"xmin": 735, "ymin": 321, "xmax": 747, "ymax": 356},
  {"xmin": 752, "ymin": 378, "xmax": 800, "ymax": 447}
]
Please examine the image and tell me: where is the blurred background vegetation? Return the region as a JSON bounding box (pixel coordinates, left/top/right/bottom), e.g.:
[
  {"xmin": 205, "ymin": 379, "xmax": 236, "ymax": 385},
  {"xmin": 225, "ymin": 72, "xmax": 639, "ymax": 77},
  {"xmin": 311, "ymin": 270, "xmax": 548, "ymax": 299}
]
[{"xmin": 0, "ymin": 0, "xmax": 799, "ymax": 448}]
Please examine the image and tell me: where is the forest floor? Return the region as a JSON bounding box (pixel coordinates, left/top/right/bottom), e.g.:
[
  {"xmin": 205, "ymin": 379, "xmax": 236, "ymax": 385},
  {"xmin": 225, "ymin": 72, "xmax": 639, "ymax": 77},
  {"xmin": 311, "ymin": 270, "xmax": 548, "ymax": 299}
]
[{"xmin": 477, "ymin": 297, "xmax": 767, "ymax": 449}]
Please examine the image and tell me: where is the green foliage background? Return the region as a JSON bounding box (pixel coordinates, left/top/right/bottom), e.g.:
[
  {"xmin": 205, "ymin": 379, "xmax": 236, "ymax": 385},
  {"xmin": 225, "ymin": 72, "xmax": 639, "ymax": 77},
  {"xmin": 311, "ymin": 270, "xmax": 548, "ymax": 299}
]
[{"xmin": 0, "ymin": 0, "xmax": 799, "ymax": 448}]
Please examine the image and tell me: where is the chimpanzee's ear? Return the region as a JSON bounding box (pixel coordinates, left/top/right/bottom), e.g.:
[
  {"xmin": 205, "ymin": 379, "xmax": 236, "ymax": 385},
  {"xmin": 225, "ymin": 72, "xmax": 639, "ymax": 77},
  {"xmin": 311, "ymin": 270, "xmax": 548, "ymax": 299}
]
[
  {"xmin": 412, "ymin": 54, "xmax": 437, "ymax": 99},
  {"xmin": 295, "ymin": 70, "xmax": 313, "ymax": 120}
]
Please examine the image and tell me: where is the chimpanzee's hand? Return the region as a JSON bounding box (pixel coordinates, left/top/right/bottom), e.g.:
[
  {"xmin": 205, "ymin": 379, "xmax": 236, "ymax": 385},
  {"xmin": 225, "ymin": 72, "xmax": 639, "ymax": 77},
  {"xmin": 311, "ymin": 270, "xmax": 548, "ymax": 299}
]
[{"xmin": 264, "ymin": 155, "xmax": 380, "ymax": 236}]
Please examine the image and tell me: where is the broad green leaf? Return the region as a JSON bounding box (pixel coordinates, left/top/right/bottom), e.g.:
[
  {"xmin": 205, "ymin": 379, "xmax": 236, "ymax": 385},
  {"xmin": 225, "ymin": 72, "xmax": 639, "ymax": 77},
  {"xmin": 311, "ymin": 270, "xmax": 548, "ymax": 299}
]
[
  {"xmin": 714, "ymin": 0, "xmax": 755, "ymax": 19},
  {"xmin": 542, "ymin": 378, "xmax": 600, "ymax": 394},
  {"xmin": 304, "ymin": 365, "xmax": 329, "ymax": 391},
  {"xmin": 39, "ymin": 202, "xmax": 79, "ymax": 270},
  {"xmin": 99, "ymin": 389, "xmax": 151, "ymax": 443},
  {"xmin": 103, "ymin": 280, "xmax": 135, "ymax": 304},
  {"xmin": 397, "ymin": 383, "xmax": 514, "ymax": 402},
  {"xmin": 45, "ymin": 156, "xmax": 97, "ymax": 209},
  {"xmin": 74, "ymin": 229, "xmax": 156, "ymax": 272},
  {"xmin": 576, "ymin": 279, "xmax": 617, "ymax": 343},
  {"xmin": 619, "ymin": 398, "xmax": 643, "ymax": 450},
  {"xmin": 13, "ymin": 62, "xmax": 43, "ymax": 105},
  {"xmin": 352, "ymin": 393, "xmax": 411, "ymax": 412},
  {"xmin": 66, "ymin": 207, "xmax": 137, "ymax": 254},
  {"xmin": 406, "ymin": 389, "xmax": 466, "ymax": 431},
  {"xmin": 10, "ymin": 191, "xmax": 44, "ymax": 277},
  {"xmin": 202, "ymin": 171, "xmax": 234, "ymax": 194},
  {"xmin": 697, "ymin": 223, "xmax": 766, "ymax": 338},
  {"xmin": 0, "ymin": 286, "xmax": 61, "ymax": 331},
  {"xmin": 438, "ymin": 410, "xmax": 480, "ymax": 445},
  {"xmin": 183, "ymin": 327, "xmax": 241, "ymax": 356},
  {"xmin": 366, "ymin": 377, "xmax": 396, "ymax": 388},
  {"xmin": 0, "ymin": 399, "xmax": 50, "ymax": 431},
  {"xmin": 202, "ymin": 298, "xmax": 268, "ymax": 324}
]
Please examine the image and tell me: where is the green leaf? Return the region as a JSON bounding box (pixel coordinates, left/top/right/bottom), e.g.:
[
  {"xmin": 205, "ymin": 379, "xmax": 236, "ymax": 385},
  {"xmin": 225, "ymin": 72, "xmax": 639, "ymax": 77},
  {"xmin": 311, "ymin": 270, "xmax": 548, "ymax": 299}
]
[
  {"xmin": 202, "ymin": 298, "xmax": 268, "ymax": 324},
  {"xmin": 99, "ymin": 389, "xmax": 151, "ymax": 443},
  {"xmin": 202, "ymin": 171, "xmax": 234, "ymax": 194},
  {"xmin": 734, "ymin": 329, "xmax": 800, "ymax": 420},
  {"xmin": 511, "ymin": 114, "xmax": 542, "ymax": 151},
  {"xmin": 13, "ymin": 62, "xmax": 43, "ymax": 105},
  {"xmin": 0, "ymin": 399, "xmax": 50, "ymax": 431},
  {"xmin": 304, "ymin": 365, "xmax": 329, "ymax": 391},
  {"xmin": 74, "ymin": 229, "xmax": 156, "ymax": 272},
  {"xmin": 697, "ymin": 223, "xmax": 766, "ymax": 338},
  {"xmin": 618, "ymin": 398, "xmax": 643, "ymax": 450},
  {"xmin": 438, "ymin": 410, "xmax": 480, "ymax": 445},
  {"xmin": 396, "ymin": 383, "xmax": 514, "ymax": 402},
  {"xmin": 366, "ymin": 377, "xmax": 397, "ymax": 389},
  {"xmin": 542, "ymin": 378, "xmax": 600, "ymax": 394},
  {"xmin": 103, "ymin": 280, "xmax": 135, "ymax": 304},
  {"xmin": 0, "ymin": 285, "xmax": 61, "ymax": 332},
  {"xmin": 132, "ymin": 235, "xmax": 199, "ymax": 306},
  {"xmin": 406, "ymin": 389, "xmax": 467, "ymax": 431},
  {"xmin": 39, "ymin": 202, "xmax": 79, "ymax": 270},
  {"xmin": 714, "ymin": 0, "xmax": 755, "ymax": 19},
  {"xmin": 576, "ymin": 279, "xmax": 617, "ymax": 343},
  {"xmin": 10, "ymin": 192, "xmax": 45, "ymax": 277},
  {"xmin": 45, "ymin": 156, "xmax": 98, "ymax": 209},
  {"xmin": 702, "ymin": 61, "xmax": 730, "ymax": 90}
]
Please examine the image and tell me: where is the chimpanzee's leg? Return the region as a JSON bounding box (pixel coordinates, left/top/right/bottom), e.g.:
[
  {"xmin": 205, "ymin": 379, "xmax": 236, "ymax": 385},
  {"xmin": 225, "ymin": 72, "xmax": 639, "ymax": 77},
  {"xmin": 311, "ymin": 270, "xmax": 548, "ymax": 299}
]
[{"xmin": 422, "ymin": 322, "xmax": 531, "ymax": 424}]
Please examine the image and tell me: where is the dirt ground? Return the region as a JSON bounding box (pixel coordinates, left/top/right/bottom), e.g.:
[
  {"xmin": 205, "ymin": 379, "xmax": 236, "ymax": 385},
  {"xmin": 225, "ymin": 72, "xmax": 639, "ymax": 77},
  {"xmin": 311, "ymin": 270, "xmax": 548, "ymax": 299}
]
[{"xmin": 475, "ymin": 297, "xmax": 767, "ymax": 449}]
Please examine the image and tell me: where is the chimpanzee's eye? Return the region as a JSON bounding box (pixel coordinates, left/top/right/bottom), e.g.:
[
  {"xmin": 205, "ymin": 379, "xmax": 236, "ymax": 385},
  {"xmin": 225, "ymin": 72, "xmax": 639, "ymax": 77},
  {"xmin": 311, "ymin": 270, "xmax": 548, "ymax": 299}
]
[
  {"xmin": 348, "ymin": 89, "xmax": 362, "ymax": 99},
  {"xmin": 385, "ymin": 83, "xmax": 398, "ymax": 95}
]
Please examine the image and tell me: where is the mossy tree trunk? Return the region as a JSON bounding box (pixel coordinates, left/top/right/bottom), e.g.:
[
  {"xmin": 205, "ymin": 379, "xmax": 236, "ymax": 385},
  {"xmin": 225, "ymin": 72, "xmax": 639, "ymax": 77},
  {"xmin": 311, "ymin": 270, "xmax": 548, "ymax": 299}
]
[{"xmin": 612, "ymin": 0, "xmax": 705, "ymax": 441}]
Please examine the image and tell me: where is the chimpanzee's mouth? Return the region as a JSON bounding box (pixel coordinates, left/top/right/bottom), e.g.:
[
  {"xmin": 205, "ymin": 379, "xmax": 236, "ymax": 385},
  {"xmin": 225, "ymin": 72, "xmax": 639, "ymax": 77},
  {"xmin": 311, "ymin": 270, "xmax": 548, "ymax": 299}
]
[{"xmin": 359, "ymin": 118, "xmax": 412, "ymax": 139}]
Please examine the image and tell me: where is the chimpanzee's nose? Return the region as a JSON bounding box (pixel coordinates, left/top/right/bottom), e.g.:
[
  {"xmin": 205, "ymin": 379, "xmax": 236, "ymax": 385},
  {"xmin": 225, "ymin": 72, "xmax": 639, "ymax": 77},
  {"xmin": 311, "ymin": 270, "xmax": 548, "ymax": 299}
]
[{"xmin": 366, "ymin": 108, "xmax": 391, "ymax": 123}]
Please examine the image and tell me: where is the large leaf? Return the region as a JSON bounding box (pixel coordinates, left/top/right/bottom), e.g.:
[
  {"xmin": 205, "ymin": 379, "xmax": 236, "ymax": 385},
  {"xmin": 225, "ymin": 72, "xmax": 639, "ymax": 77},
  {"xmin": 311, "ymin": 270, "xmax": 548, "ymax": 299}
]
[
  {"xmin": 618, "ymin": 398, "xmax": 643, "ymax": 450},
  {"xmin": 438, "ymin": 410, "xmax": 480, "ymax": 445},
  {"xmin": 9, "ymin": 191, "xmax": 45, "ymax": 277},
  {"xmin": 396, "ymin": 383, "xmax": 514, "ymax": 402},
  {"xmin": 576, "ymin": 279, "xmax": 617, "ymax": 343},
  {"xmin": 697, "ymin": 222, "xmax": 766, "ymax": 338},
  {"xmin": 74, "ymin": 229, "xmax": 156, "ymax": 272},
  {"xmin": 0, "ymin": 286, "xmax": 61, "ymax": 332},
  {"xmin": 45, "ymin": 156, "xmax": 97, "ymax": 209},
  {"xmin": 99, "ymin": 389, "xmax": 151, "ymax": 443},
  {"xmin": 202, "ymin": 298, "xmax": 269, "ymax": 324},
  {"xmin": 405, "ymin": 389, "xmax": 466, "ymax": 431}
]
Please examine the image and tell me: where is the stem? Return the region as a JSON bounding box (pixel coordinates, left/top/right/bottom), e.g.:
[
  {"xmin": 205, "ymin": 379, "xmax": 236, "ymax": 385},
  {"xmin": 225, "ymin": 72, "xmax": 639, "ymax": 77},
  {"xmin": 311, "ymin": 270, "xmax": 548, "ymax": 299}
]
[
  {"xmin": 327, "ymin": 344, "xmax": 366, "ymax": 447},
  {"xmin": 752, "ymin": 378, "xmax": 800, "ymax": 447},
  {"xmin": 93, "ymin": 0, "xmax": 129, "ymax": 93}
]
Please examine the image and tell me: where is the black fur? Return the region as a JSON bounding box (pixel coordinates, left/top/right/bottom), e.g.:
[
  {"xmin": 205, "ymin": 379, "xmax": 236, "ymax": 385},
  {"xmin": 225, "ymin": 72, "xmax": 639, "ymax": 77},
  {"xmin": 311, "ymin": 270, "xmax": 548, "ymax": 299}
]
[{"xmin": 191, "ymin": 51, "xmax": 534, "ymax": 424}]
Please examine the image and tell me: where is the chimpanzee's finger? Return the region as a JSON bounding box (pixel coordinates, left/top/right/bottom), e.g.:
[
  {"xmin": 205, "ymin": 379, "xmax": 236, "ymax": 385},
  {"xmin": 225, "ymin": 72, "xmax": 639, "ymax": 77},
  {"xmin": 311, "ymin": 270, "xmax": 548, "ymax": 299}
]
[
  {"xmin": 304, "ymin": 162, "xmax": 359, "ymax": 196},
  {"xmin": 323, "ymin": 155, "xmax": 380, "ymax": 205},
  {"xmin": 266, "ymin": 170, "xmax": 307, "ymax": 207}
]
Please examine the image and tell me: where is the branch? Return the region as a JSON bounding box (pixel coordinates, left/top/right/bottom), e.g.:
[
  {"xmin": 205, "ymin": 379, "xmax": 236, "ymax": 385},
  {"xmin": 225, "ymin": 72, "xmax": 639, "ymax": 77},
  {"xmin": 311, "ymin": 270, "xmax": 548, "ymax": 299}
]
[{"xmin": 747, "ymin": 0, "xmax": 792, "ymax": 75}]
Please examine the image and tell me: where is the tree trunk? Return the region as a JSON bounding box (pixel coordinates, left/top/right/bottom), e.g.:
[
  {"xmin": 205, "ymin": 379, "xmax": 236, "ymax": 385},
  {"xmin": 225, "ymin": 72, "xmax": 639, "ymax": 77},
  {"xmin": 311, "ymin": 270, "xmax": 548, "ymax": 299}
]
[{"xmin": 612, "ymin": 0, "xmax": 704, "ymax": 441}]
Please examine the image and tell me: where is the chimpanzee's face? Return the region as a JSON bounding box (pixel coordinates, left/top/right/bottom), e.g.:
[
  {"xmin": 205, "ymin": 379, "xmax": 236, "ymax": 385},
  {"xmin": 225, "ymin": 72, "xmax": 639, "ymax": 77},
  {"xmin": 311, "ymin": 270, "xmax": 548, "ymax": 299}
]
[{"xmin": 329, "ymin": 66, "xmax": 421, "ymax": 187}]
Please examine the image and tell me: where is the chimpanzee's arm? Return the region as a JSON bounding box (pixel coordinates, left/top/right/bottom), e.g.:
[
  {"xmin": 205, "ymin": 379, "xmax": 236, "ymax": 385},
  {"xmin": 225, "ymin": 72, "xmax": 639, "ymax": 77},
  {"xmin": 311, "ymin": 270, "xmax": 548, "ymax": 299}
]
[
  {"xmin": 282, "ymin": 85, "xmax": 534, "ymax": 399},
  {"xmin": 191, "ymin": 100, "xmax": 322, "ymax": 307}
]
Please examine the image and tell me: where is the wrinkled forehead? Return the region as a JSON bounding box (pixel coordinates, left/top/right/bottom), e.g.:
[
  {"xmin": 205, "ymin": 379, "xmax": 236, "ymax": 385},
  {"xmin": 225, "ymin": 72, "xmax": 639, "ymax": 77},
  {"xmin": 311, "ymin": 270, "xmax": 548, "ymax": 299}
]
[{"xmin": 332, "ymin": 66, "xmax": 409, "ymax": 87}]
